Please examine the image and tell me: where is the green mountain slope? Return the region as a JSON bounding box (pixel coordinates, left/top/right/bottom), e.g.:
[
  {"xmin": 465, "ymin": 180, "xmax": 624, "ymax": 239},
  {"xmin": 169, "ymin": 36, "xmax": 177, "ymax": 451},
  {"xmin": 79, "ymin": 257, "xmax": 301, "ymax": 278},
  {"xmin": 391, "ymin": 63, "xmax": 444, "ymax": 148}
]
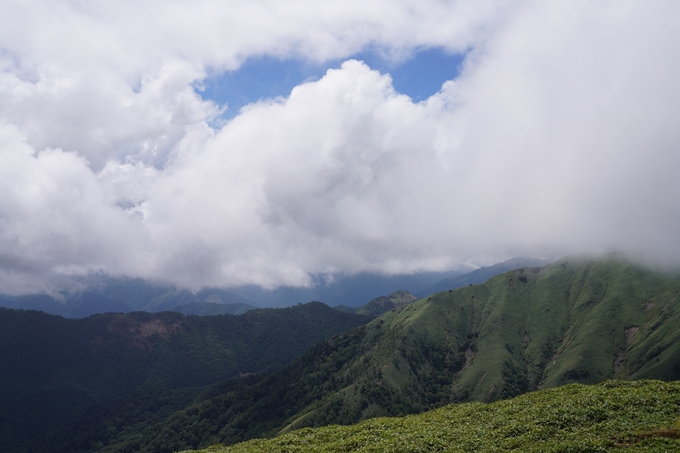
[
  {"xmin": 102, "ymin": 254, "xmax": 680, "ymax": 452},
  {"xmin": 0, "ymin": 303, "xmax": 370, "ymax": 453},
  {"xmin": 184, "ymin": 380, "xmax": 680, "ymax": 453},
  {"xmin": 302, "ymin": 253, "xmax": 680, "ymax": 420}
]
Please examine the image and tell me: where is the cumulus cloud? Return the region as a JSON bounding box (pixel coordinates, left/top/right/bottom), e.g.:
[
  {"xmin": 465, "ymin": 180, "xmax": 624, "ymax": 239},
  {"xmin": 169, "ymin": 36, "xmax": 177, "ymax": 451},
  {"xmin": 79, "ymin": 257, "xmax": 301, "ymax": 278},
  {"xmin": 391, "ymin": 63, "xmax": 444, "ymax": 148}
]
[{"xmin": 0, "ymin": 0, "xmax": 679, "ymax": 294}]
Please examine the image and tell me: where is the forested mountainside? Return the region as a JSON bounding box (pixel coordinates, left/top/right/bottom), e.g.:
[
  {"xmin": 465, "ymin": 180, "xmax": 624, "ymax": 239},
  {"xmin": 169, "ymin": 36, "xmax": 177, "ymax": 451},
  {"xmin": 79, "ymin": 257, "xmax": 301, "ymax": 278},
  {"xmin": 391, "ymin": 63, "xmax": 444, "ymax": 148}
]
[
  {"xmin": 0, "ymin": 303, "xmax": 370, "ymax": 452},
  {"xmin": 50, "ymin": 253, "xmax": 680, "ymax": 453}
]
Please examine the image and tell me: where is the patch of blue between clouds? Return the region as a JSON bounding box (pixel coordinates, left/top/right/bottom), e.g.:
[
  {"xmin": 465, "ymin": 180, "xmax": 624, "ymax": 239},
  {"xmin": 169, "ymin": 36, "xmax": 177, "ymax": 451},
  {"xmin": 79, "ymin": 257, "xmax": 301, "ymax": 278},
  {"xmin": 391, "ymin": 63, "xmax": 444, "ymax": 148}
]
[{"xmin": 198, "ymin": 47, "xmax": 465, "ymax": 121}]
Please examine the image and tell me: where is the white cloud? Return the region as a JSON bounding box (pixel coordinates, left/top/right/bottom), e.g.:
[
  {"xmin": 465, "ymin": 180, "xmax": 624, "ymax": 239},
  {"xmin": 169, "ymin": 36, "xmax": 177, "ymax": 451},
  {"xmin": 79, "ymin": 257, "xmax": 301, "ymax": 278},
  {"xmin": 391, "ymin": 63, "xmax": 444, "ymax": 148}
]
[
  {"xmin": 0, "ymin": 57, "xmax": 217, "ymax": 169},
  {"xmin": 0, "ymin": 0, "xmax": 679, "ymax": 294},
  {"xmin": 0, "ymin": 124, "xmax": 150, "ymax": 293}
]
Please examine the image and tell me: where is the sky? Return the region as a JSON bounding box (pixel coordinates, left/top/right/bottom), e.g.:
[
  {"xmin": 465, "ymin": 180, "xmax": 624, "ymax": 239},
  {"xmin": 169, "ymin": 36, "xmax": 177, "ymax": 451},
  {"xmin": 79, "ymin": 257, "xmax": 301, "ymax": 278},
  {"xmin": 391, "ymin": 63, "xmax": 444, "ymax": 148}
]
[
  {"xmin": 1, "ymin": 0, "xmax": 679, "ymax": 295},
  {"xmin": 201, "ymin": 48, "xmax": 466, "ymax": 119}
]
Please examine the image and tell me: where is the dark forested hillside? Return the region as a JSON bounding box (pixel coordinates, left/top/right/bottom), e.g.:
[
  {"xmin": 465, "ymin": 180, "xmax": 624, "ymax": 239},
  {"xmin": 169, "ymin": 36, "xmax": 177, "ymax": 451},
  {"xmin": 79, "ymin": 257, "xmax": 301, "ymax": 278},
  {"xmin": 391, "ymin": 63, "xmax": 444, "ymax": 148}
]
[
  {"xmin": 0, "ymin": 303, "xmax": 370, "ymax": 452},
  {"xmin": 96, "ymin": 253, "xmax": 680, "ymax": 453}
]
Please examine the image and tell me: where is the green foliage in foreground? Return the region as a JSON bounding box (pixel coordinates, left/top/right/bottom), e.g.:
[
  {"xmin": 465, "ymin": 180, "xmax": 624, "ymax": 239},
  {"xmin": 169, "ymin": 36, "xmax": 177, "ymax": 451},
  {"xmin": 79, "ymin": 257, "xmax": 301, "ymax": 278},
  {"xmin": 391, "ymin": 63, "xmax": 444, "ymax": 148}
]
[{"xmin": 184, "ymin": 380, "xmax": 680, "ymax": 453}]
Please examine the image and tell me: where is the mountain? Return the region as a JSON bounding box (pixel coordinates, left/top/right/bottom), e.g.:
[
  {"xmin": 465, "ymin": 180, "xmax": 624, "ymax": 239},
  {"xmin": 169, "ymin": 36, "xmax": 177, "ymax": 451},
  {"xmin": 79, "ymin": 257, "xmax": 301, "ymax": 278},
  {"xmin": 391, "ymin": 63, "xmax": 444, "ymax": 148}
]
[
  {"xmin": 0, "ymin": 303, "xmax": 370, "ymax": 453},
  {"xmin": 97, "ymin": 253, "xmax": 680, "ymax": 452},
  {"xmin": 415, "ymin": 256, "xmax": 553, "ymax": 297},
  {"xmin": 183, "ymin": 380, "xmax": 680, "ymax": 453}
]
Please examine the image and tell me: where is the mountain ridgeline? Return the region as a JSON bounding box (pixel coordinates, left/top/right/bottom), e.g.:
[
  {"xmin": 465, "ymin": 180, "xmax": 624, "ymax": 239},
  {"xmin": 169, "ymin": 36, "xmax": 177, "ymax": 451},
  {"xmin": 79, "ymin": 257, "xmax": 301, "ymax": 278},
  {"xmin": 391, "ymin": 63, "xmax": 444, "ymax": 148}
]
[{"xmin": 78, "ymin": 254, "xmax": 680, "ymax": 452}]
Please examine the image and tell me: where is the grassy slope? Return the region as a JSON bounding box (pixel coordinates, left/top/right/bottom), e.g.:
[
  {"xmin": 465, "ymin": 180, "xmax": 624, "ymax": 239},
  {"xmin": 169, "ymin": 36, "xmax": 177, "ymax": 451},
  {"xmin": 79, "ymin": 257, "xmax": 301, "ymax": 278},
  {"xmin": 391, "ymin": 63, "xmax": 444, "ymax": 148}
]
[
  {"xmin": 184, "ymin": 380, "xmax": 680, "ymax": 453},
  {"xmin": 411, "ymin": 255, "xmax": 674, "ymax": 390},
  {"xmin": 281, "ymin": 254, "xmax": 680, "ymax": 430}
]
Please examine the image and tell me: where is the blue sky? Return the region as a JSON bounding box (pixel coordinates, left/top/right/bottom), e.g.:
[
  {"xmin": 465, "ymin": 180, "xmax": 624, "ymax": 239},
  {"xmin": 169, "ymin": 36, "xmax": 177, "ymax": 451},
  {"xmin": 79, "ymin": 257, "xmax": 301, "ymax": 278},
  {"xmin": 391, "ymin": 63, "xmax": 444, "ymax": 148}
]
[{"xmin": 199, "ymin": 48, "xmax": 466, "ymax": 118}]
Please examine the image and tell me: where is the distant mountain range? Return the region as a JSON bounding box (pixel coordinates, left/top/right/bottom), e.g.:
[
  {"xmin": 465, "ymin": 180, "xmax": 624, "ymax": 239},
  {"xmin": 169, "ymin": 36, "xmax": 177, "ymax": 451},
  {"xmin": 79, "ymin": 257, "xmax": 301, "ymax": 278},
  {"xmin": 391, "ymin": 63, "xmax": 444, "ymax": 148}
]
[{"xmin": 0, "ymin": 257, "xmax": 551, "ymax": 317}]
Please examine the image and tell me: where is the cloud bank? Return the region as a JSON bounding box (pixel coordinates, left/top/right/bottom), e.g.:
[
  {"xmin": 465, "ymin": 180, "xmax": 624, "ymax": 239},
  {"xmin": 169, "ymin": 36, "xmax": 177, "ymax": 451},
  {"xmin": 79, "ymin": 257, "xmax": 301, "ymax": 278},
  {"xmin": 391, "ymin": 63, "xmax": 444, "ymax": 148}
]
[{"xmin": 1, "ymin": 0, "xmax": 679, "ymax": 294}]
